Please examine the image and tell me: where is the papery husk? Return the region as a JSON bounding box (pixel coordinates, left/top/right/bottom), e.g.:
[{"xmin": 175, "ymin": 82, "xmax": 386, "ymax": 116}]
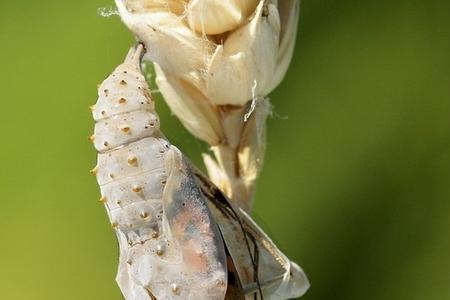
[
  {"xmin": 124, "ymin": 0, "xmax": 187, "ymax": 15},
  {"xmin": 154, "ymin": 63, "xmax": 224, "ymax": 145},
  {"xmin": 238, "ymin": 98, "xmax": 271, "ymax": 188},
  {"xmin": 264, "ymin": 0, "xmax": 301, "ymax": 94},
  {"xmin": 206, "ymin": 2, "xmax": 280, "ymax": 106},
  {"xmin": 202, "ymin": 153, "xmax": 231, "ymax": 197},
  {"xmin": 187, "ymin": 0, "xmax": 259, "ymax": 35},
  {"xmin": 116, "ymin": 0, "xmax": 213, "ymax": 78}
]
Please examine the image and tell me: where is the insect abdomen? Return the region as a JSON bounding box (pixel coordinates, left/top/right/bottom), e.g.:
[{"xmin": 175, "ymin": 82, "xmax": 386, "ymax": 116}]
[{"xmin": 91, "ymin": 49, "xmax": 167, "ymax": 241}]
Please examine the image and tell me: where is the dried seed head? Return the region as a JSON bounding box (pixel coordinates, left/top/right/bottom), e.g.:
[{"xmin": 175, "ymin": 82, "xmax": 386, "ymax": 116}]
[
  {"xmin": 116, "ymin": 0, "xmax": 298, "ymax": 108},
  {"xmin": 115, "ymin": 0, "xmax": 300, "ymax": 212}
]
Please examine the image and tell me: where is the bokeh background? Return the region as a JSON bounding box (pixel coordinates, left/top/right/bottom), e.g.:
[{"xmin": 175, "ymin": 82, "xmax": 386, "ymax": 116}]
[{"xmin": 1, "ymin": 0, "xmax": 449, "ymax": 299}]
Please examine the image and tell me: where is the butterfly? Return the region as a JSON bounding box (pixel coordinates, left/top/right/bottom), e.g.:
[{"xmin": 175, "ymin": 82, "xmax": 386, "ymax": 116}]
[{"xmin": 90, "ymin": 45, "xmax": 309, "ymax": 300}]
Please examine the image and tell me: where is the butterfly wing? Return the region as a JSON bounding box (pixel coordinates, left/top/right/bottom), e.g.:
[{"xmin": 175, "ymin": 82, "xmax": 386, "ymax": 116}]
[
  {"xmin": 195, "ymin": 170, "xmax": 310, "ymax": 300},
  {"xmin": 159, "ymin": 146, "xmax": 228, "ymax": 299}
]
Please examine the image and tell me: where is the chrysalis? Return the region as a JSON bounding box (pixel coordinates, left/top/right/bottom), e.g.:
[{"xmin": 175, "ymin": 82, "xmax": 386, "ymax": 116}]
[
  {"xmin": 90, "ymin": 45, "xmax": 227, "ymax": 300},
  {"xmin": 90, "ymin": 45, "xmax": 309, "ymax": 300}
]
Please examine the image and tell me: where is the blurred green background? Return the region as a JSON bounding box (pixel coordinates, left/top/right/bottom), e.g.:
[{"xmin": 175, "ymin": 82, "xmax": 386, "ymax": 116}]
[{"xmin": 1, "ymin": 0, "xmax": 449, "ymax": 299}]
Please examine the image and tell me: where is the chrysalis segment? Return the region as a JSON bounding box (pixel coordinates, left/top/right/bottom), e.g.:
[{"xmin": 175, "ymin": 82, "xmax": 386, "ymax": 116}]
[
  {"xmin": 95, "ymin": 137, "xmax": 168, "ymax": 186},
  {"xmin": 93, "ymin": 61, "xmax": 154, "ymax": 122},
  {"xmin": 100, "ymin": 170, "xmax": 166, "ymax": 211},
  {"xmin": 91, "ymin": 45, "xmax": 227, "ymax": 300},
  {"xmin": 93, "ymin": 110, "xmax": 160, "ymax": 152}
]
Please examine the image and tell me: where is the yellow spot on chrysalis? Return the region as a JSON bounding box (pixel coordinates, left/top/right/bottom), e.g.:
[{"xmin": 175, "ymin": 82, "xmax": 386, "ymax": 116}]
[
  {"xmin": 140, "ymin": 211, "xmax": 149, "ymax": 219},
  {"xmin": 119, "ymin": 97, "xmax": 127, "ymax": 104},
  {"xmin": 120, "ymin": 125, "xmax": 131, "ymax": 133},
  {"xmin": 156, "ymin": 245, "xmax": 164, "ymax": 256},
  {"xmin": 151, "ymin": 232, "xmax": 159, "ymax": 239},
  {"xmin": 99, "ymin": 196, "xmax": 107, "ymax": 203},
  {"xmin": 171, "ymin": 284, "xmax": 180, "ymax": 295},
  {"xmin": 111, "ymin": 222, "xmax": 118, "ymax": 229},
  {"xmin": 128, "ymin": 156, "xmax": 138, "ymax": 166},
  {"xmin": 89, "ymin": 105, "xmax": 95, "ymax": 112},
  {"xmin": 132, "ymin": 186, "xmax": 142, "ymax": 193},
  {"xmin": 88, "ymin": 134, "xmax": 95, "ymax": 142}
]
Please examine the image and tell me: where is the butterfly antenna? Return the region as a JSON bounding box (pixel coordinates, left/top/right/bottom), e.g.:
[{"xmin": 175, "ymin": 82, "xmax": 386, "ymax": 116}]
[
  {"xmin": 235, "ymin": 216, "xmax": 263, "ymax": 300},
  {"xmin": 212, "ymin": 195, "xmax": 264, "ymax": 299}
]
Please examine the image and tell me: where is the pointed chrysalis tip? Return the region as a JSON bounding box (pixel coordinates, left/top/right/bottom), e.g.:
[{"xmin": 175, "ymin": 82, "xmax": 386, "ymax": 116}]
[
  {"xmin": 124, "ymin": 43, "xmax": 146, "ymax": 69},
  {"xmin": 90, "ymin": 166, "xmax": 98, "ymax": 175}
]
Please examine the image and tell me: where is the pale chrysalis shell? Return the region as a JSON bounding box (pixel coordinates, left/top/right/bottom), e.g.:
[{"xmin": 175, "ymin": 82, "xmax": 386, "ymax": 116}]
[
  {"xmin": 90, "ymin": 45, "xmax": 227, "ymax": 300},
  {"xmin": 90, "ymin": 45, "xmax": 309, "ymax": 300}
]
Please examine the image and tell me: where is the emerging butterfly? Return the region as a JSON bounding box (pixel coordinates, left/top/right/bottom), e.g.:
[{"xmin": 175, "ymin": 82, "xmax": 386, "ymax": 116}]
[{"xmin": 90, "ymin": 45, "xmax": 309, "ymax": 300}]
